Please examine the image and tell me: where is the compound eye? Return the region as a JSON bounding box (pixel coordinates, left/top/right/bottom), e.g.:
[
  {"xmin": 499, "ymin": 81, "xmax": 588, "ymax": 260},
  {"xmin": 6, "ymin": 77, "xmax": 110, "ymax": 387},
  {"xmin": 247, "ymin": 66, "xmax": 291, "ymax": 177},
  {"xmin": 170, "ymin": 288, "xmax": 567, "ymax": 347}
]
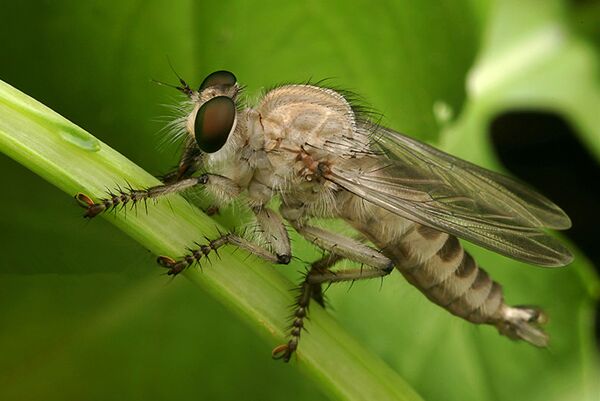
[
  {"xmin": 194, "ymin": 96, "xmax": 236, "ymax": 153},
  {"xmin": 199, "ymin": 70, "xmax": 237, "ymax": 91}
]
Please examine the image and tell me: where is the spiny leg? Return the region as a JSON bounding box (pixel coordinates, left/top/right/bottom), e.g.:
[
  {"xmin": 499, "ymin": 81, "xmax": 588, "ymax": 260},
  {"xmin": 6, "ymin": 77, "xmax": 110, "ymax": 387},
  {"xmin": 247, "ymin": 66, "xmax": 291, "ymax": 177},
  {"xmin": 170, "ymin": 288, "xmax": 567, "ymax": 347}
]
[
  {"xmin": 159, "ymin": 147, "xmax": 221, "ymax": 215},
  {"xmin": 308, "ymin": 253, "xmax": 344, "ymax": 307},
  {"xmin": 77, "ymin": 173, "xmax": 293, "ymax": 272},
  {"xmin": 75, "ymin": 173, "xmax": 240, "ymax": 218},
  {"xmin": 161, "ymin": 137, "xmax": 203, "ymax": 184},
  {"xmin": 272, "ymin": 253, "xmax": 342, "ymax": 362},
  {"xmin": 156, "ymin": 204, "xmax": 293, "ymax": 275},
  {"xmin": 272, "ymin": 254, "xmax": 393, "ymax": 362},
  {"xmin": 157, "ymin": 231, "xmax": 288, "ymax": 276}
]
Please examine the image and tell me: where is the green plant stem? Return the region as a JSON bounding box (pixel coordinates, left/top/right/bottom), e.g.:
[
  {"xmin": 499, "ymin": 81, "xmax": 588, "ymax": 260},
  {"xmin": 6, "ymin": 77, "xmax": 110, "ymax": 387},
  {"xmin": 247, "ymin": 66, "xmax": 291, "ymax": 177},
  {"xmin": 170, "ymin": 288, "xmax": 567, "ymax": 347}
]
[{"xmin": 0, "ymin": 80, "xmax": 423, "ymax": 401}]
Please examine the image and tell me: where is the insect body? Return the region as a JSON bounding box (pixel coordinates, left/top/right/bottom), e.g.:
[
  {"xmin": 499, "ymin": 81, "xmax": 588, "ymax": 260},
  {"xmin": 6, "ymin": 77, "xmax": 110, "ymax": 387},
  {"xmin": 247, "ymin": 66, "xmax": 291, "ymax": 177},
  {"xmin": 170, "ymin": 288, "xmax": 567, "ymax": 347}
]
[{"xmin": 77, "ymin": 71, "xmax": 573, "ymax": 361}]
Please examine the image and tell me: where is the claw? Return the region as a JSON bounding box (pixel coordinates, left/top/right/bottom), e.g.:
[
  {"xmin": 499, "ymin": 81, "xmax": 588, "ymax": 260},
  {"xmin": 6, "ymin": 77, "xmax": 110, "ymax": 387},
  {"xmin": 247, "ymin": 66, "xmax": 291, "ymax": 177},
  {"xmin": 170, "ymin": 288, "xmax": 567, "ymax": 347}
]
[
  {"xmin": 157, "ymin": 255, "xmax": 176, "ymax": 268},
  {"xmin": 157, "ymin": 255, "xmax": 188, "ymax": 276},
  {"xmin": 75, "ymin": 193, "xmax": 106, "ymax": 218},
  {"xmin": 75, "ymin": 193, "xmax": 94, "ymax": 208},
  {"xmin": 271, "ymin": 344, "xmax": 293, "ymax": 362}
]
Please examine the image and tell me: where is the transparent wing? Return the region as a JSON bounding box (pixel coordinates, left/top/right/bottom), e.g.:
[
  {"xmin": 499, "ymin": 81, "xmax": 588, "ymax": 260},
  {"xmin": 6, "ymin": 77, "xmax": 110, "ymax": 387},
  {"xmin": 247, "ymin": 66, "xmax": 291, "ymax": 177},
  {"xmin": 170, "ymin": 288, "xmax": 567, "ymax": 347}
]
[{"xmin": 324, "ymin": 124, "xmax": 573, "ymax": 267}]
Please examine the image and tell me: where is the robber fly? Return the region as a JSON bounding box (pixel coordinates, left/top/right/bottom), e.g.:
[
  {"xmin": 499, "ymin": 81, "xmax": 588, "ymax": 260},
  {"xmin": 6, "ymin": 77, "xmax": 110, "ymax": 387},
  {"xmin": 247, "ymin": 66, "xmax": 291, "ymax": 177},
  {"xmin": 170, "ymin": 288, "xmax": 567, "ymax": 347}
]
[{"xmin": 76, "ymin": 71, "xmax": 573, "ymax": 362}]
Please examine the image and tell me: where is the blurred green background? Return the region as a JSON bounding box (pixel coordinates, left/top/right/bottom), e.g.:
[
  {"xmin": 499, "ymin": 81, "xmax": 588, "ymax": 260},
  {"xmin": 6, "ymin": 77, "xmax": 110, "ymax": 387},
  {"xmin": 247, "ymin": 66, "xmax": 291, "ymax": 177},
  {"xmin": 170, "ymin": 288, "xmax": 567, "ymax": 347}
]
[{"xmin": 1, "ymin": 1, "xmax": 599, "ymax": 401}]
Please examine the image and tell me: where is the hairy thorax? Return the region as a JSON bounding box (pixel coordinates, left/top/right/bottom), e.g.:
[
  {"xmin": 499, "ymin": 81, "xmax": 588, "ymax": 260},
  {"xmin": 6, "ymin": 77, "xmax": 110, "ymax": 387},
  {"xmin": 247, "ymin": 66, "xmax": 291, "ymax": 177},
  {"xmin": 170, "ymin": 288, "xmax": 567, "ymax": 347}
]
[{"xmin": 237, "ymin": 85, "xmax": 366, "ymax": 216}]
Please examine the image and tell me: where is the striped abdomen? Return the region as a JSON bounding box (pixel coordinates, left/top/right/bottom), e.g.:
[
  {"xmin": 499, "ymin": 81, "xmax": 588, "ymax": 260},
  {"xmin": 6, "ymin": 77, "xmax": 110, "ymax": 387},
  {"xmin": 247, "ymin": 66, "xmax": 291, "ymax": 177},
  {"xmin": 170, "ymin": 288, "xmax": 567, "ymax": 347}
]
[
  {"xmin": 389, "ymin": 225, "xmax": 504, "ymax": 324},
  {"xmin": 350, "ymin": 212, "xmax": 549, "ymax": 346}
]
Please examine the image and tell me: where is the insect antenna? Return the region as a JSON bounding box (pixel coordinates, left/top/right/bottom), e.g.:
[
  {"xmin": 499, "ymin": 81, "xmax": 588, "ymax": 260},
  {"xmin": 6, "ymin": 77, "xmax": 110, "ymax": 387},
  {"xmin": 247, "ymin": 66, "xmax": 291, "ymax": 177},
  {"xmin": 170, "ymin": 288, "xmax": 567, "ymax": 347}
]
[
  {"xmin": 150, "ymin": 56, "xmax": 194, "ymax": 97},
  {"xmin": 150, "ymin": 78, "xmax": 184, "ymax": 92}
]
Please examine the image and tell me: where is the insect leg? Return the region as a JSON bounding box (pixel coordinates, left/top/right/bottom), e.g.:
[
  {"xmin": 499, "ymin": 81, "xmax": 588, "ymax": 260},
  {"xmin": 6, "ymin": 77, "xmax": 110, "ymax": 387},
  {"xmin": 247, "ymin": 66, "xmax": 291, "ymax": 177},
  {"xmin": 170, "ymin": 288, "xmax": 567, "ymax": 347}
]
[
  {"xmin": 162, "ymin": 137, "xmax": 203, "ymax": 184},
  {"xmin": 272, "ymin": 253, "xmax": 392, "ymax": 362},
  {"xmin": 307, "ymin": 253, "xmax": 344, "ymax": 307},
  {"xmin": 161, "ymin": 143, "xmax": 223, "ymax": 214},
  {"xmin": 252, "ymin": 207, "xmax": 292, "ymax": 263},
  {"xmin": 75, "ymin": 173, "xmax": 241, "ymax": 218},
  {"xmin": 159, "ymin": 206, "xmax": 293, "ymax": 275},
  {"xmin": 272, "ymin": 253, "xmax": 343, "ymax": 362},
  {"xmin": 157, "ymin": 231, "xmax": 287, "ymax": 276},
  {"xmin": 290, "ymin": 222, "xmax": 393, "ymax": 271}
]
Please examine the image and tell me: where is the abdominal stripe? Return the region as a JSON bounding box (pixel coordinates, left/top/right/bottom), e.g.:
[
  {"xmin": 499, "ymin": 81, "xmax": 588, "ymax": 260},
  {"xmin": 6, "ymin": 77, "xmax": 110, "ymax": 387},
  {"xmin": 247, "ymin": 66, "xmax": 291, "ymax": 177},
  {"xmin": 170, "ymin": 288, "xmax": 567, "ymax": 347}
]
[
  {"xmin": 471, "ymin": 269, "xmax": 490, "ymax": 290},
  {"xmin": 437, "ymin": 236, "xmax": 462, "ymax": 262},
  {"xmin": 455, "ymin": 252, "xmax": 477, "ymax": 278},
  {"xmin": 416, "ymin": 224, "xmax": 443, "ymax": 240}
]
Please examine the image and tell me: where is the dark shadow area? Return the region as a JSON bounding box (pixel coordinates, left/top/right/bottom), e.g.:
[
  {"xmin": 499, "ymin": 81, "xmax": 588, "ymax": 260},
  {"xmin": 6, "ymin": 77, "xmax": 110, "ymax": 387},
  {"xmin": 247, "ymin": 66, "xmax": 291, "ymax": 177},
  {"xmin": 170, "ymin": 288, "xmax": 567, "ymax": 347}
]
[{"xmin": 490, "ymin": 110, "xmax": 600, "ymax": 345}]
